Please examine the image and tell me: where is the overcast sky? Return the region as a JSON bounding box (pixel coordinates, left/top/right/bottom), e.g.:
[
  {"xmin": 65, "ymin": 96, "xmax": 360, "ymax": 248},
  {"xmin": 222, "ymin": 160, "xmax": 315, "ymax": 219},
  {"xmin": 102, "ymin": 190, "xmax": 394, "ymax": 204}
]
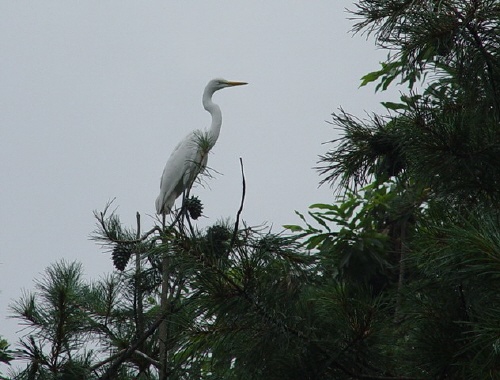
[{"xmin": 0, "ymin": 1, "xmax": 399, "ymax": 357}]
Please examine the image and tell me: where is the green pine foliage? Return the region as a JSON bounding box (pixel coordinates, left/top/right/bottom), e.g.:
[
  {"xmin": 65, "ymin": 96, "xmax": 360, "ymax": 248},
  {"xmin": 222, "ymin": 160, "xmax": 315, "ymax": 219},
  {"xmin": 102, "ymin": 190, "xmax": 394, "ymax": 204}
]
[
  {"xmin": 314, "ymin": 0, "xmax": 500, "ymax": 378},
  {"xmin": 0, "ymin": 337, "xmax": 14, "ymax": 380}
]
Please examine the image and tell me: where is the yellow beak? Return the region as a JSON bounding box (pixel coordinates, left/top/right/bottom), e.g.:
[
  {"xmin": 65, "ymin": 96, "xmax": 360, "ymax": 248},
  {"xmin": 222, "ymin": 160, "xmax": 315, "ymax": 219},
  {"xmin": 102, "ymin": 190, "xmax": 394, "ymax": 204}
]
[{"xmin": 227, "ymin": 81, "xmax": 248, "ymax": 86}]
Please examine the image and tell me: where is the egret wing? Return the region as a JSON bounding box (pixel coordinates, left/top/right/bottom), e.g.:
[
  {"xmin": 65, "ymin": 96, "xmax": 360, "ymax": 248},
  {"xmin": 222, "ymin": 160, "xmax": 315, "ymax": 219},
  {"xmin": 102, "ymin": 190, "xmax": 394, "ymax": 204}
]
[{"xmin": 155, "ymin": 131, "xmax": 204, "ymax": 214}]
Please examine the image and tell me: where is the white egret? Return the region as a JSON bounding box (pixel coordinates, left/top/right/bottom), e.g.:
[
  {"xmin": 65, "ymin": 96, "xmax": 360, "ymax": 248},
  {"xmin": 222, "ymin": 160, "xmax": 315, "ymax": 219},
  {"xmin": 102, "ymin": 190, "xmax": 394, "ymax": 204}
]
[{"xmin": 155, "ymin": 78, "xmax": 247, "ymax": 215}]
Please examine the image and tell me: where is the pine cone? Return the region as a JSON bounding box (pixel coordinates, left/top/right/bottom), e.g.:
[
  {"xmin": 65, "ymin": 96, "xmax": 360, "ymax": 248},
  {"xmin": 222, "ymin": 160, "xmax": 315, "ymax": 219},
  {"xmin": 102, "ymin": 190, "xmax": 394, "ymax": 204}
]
[
  {"xmin": 186, "ymin": 196, "xmax": 204, "ymax": 220},
  {"xmin": 206, "ymin": 225, "xmax": 232, "ymax": 257},
  {"xmin": 112, "ymin": 243, "xmax": 132, "ymax": 271},
  {"xmin": 206, "ymin": 225, "xmax": 232, "ymax": 244}
]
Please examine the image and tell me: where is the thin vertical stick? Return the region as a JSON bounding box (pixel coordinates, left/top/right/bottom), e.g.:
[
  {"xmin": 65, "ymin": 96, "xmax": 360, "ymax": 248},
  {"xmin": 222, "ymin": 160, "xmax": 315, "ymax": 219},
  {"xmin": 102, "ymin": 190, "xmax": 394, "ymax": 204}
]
[
  {"xmin": 135, "ymin": 213, "xmax": 144, "ymax": 339},
  {"xmin": 159, "ymin": 235, "xmax": 170, "ymax": 379},
  {"xmin": 230, "ymin": 157, "xmax": 246, "ymax": 250}
]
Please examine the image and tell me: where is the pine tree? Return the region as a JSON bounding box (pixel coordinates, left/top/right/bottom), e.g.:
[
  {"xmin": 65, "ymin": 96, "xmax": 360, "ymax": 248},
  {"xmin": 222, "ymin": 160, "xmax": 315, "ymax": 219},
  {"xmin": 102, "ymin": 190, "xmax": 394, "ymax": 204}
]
[{"xmin": 312, "ymin": 0, "xmax": 500, "ymax": 377}]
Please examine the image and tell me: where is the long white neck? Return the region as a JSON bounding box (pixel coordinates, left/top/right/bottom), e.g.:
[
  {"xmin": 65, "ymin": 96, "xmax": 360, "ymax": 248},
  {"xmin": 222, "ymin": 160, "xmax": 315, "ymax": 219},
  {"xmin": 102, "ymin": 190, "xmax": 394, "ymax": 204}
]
[{"xmin": 202, "ymin": 87, "xmax": 222, "ymax": 147}]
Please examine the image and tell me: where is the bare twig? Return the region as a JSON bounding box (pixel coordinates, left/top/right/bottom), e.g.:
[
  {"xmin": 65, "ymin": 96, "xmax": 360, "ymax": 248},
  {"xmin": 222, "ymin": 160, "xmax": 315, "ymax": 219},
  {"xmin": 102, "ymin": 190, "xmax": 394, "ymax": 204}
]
[
  {"xmin": 230, "ymin": 157, "xmax": 246, "ymax": 250},
  {"xmin": 134, "ymin": 349, "xmax": 160, "ymax": 368},
  {"xmin": 159, "ymin": 251, "xmax": 170, "ymax": 380},
  {"xmin": 135, "ymin": 212, "xmax": 145, "ymax": 341},
  {"xmin": 91, "ymin": 349, "xmax": 125, "ymax": 373}
]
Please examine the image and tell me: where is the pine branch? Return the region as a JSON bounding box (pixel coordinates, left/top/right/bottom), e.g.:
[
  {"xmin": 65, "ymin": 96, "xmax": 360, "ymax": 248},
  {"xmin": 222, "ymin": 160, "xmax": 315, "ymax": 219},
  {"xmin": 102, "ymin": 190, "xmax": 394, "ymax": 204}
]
[
  {"xmin": 93, "ymin": 207, "xmax": 161, "ymax": 245},
  {"xmin": 197, "ymin": 249, "xmax": 415, "ymax": 379},
  {"xmin": 96, "ymin": 311, "xmax": 166, "ymax": 380},
  {"xmin": 459, "ymin": 11, "xmax": 500, "ymax": 111}
]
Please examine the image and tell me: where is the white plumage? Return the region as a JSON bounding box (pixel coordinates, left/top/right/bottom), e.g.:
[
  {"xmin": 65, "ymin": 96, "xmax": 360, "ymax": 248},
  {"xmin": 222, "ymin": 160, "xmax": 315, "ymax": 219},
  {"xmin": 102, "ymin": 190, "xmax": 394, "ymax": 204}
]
[{"xmin": 155, "ymin": 78, "xmax": 247, "ymax": 215}]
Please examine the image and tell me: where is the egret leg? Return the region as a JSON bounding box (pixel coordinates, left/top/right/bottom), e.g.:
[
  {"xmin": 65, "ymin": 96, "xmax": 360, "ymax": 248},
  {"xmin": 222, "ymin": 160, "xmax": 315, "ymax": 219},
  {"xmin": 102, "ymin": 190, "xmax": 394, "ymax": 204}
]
[{"xmin": 182, "ymin": 188, "xmax": 192, "ymax": 218}]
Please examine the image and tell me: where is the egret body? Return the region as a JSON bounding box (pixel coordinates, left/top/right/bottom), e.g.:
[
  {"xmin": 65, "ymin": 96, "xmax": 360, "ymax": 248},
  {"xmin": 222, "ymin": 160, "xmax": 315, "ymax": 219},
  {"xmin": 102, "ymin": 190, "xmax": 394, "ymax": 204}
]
[{"xmin": 155, "ymin": 78, "xmax": 247, "ymax": 215}]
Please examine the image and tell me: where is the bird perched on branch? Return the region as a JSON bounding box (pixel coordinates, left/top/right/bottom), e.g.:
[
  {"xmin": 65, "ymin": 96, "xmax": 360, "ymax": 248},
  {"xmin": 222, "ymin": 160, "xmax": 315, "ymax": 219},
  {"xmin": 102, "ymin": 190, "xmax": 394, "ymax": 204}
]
[{"xmin": 155, "ymin": 78, "xmax": 247, "ymax": 216}]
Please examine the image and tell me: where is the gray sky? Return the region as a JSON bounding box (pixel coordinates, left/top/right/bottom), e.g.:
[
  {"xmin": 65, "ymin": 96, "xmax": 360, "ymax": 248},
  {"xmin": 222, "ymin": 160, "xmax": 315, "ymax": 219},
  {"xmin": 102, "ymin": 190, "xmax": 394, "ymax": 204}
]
[{"xmin": 0, "ymin": 0, "xmax": 398, "ymax": 356}]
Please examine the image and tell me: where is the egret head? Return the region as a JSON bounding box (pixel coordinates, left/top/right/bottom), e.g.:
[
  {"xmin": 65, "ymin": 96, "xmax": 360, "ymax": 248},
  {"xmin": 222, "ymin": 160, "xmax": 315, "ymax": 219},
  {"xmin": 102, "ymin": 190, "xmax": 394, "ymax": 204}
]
[{"xmin": 206, "ymin": 78, "xmax": 248, "ymax": 94}]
